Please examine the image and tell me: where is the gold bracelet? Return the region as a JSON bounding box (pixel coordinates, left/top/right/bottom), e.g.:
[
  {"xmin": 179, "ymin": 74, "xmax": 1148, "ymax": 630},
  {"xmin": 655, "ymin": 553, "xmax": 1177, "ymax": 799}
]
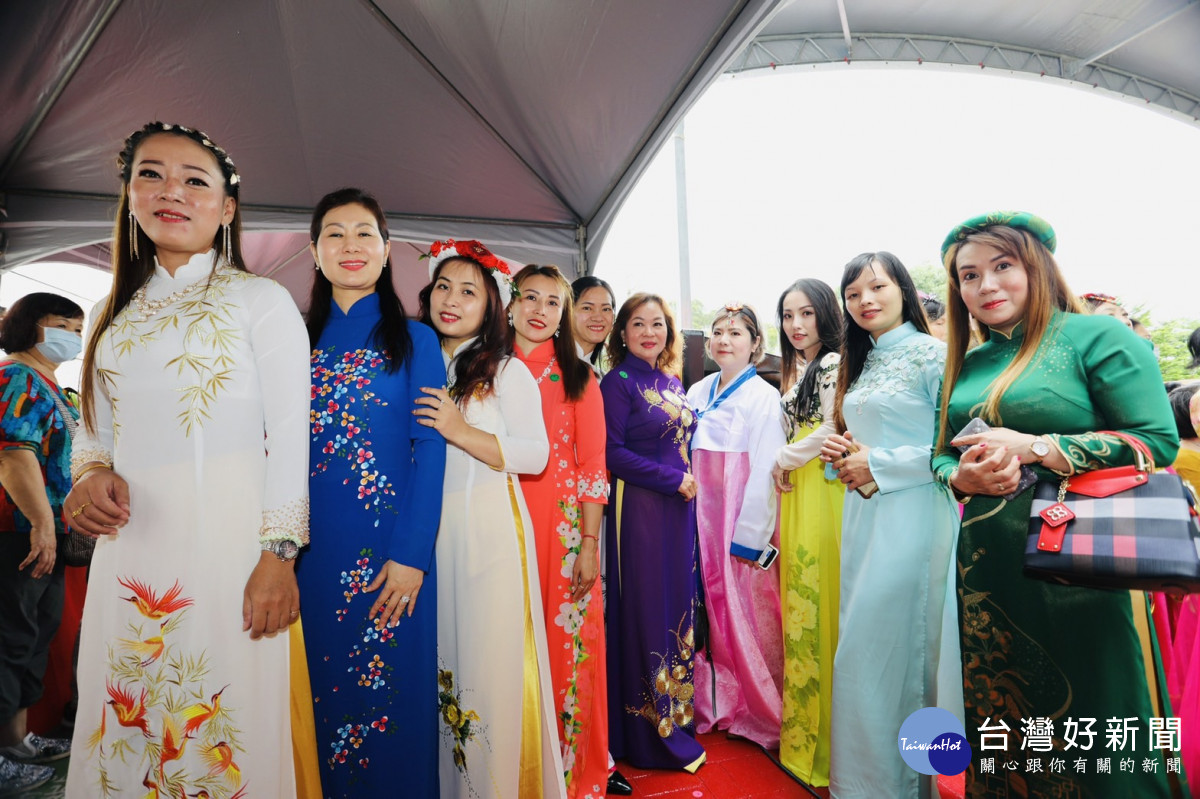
[{"xmin": 72, "ymin": 463, "xmax": 112, "ymax": 483}]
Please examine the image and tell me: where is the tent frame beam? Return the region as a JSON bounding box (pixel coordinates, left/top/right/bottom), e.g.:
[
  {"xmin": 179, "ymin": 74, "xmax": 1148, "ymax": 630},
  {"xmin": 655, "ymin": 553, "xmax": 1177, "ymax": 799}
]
[
  {"xmin": 1070, "ymin": 0, "xmax": 1197, "ymax": 73},
  {"xmin": 359, "ymin": 0, "xmax": 583, "ymax": 224},
  {"xmin": 0, "ymin": 0, "xmax": 125, "ymax": 183},
  {"xmin": 1, "ymin": 188, "xmax": 579, "ymax": 232},
  {"xmin": 728, "ymin": 32, "xmax": 1200, "ymax": 123}
]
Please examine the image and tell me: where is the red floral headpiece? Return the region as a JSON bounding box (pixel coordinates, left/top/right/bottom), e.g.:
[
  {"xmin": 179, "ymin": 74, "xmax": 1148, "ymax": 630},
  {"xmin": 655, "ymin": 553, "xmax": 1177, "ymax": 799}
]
[
  {"xmin": 426, "ymin": 239, "xmax": 514, "ymax": 305},
  {"xmin": 1080, "ymin": 292, "xmax": 1122, "ymax": 306}
]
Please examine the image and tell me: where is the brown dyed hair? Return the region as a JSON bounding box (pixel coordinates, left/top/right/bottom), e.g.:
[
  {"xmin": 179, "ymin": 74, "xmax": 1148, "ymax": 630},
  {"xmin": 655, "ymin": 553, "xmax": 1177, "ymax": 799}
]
[
  {"xmin": 936, "ymin": 225, "xmax": 1084, "ymax": 451},
  {"xmin": 607, "ymin": 293, "xmax": 683, "ymax": 377}
]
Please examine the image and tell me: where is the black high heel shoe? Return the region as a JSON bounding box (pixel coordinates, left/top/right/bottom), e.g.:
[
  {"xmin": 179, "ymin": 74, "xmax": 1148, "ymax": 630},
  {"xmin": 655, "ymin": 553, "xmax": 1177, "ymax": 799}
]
[{"xmin": 607, "ymin": 768, "xmax": 633, "ymax": 795}]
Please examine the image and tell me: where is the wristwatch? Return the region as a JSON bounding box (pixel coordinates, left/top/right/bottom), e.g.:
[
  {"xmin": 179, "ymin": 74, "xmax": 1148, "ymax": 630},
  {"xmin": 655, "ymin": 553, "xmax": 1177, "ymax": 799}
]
[
  {"xmin": 263, "ymin": 539, "xmax": 300, "ymax": 562},
  {"xmin": 1029, "ymin": 436, "xmax": 1051, "ymax": 464}
]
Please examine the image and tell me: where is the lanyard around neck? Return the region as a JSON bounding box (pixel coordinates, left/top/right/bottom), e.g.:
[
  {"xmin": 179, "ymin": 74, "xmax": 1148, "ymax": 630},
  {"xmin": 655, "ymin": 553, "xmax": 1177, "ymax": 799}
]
[{"xmin": 697, "ymin": 365, "xmax": 756, "ymax": 419}]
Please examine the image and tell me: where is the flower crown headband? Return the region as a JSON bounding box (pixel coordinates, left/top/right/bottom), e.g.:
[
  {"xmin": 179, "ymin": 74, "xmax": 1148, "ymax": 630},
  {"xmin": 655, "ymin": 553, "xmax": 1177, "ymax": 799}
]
[
  {"xmin": 119, "ymin": 121, "xmax": 241, "ymax": 190},
  {"xmin": 715, "ymin": 302, "xmax": 762, "ymax": 337},
  {"xmin": 1080, "ymin": 292, "xmax": 1123, "ymax": 307},
  {"xmin": 426, "ymin": 239, "xmax": 515, "ymax": 305}
]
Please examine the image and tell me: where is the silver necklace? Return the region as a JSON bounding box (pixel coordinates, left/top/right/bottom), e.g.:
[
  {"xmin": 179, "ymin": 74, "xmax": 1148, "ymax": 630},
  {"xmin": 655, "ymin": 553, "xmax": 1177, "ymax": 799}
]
[{"xmin": 535, "ymin": 356, "xmax": 559, "ymax": 384}]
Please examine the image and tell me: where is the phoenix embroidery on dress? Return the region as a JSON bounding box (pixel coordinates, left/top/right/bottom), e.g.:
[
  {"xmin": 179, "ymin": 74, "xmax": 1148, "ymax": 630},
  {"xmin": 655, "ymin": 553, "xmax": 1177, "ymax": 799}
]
[{"xmin": 87, "ymin": 577, "xmax": 248, "ymax": 799}]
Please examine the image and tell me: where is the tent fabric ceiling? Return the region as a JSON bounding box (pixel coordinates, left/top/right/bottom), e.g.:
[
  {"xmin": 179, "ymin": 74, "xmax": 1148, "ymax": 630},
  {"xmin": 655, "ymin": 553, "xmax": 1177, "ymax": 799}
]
[
  {"xmin": 744, "ymin": 0, "xmax": 1200, "ymax": 122},
  {"xmin": 0, "ymin": 0, "xmax": 783, "ymax": 282},
  {"xmin": 3, "ymin": 0, "xmax": 1197, "ymax": 296}
]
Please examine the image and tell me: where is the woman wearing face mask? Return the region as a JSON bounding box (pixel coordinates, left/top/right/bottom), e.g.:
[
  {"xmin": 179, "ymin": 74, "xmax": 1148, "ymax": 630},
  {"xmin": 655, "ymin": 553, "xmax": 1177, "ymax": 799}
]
[
  {"xmin": 0, "ymin": 293, "xmax": 84, "ymax": 794},
  {"xmin": 570, "ymin": 276, "xmax": 616, "ymax": 377},
  {"xmin": 819, "ymin": 252, "xmax": 960, "ymax": 799},
  {"xmin": 62, "ymin": 122, "xmax": 314, "ymax": 798},
  {"xmin": 770, "ymin": 279, "xmax": 844, "ymax": 788},
  {"xmin": 299, "ymin": 188, "xmax": 446, "ymax": 797},
  {"xmin": 509, "ymin": 264, "xmax": 610, "ymax": 798},
  {"xmin": 934, "ymin": 213, "xmax": 1180, "ymax": 798},
  {"xmin": 601, "ymin": 294, "xmax": 705, "ymax": 773},
  {"xmin": 685, "ymin": 304, "xmax": 785, "ymax": 749},
  {"xmin": 415, "ymin": 241, "xmax": 562, "ymax": 798}
]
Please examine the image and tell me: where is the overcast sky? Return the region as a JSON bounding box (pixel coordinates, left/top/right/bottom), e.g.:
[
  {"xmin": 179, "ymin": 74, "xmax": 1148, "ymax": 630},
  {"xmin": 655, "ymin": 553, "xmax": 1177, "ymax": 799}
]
[{"xmin": 595, "ymin": 65, "xmax": 1200, "ymax": 334}]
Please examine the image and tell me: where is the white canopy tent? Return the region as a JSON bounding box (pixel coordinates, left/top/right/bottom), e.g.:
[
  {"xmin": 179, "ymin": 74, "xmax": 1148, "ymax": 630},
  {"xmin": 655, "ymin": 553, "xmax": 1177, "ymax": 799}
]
[
  {"xmin": 2, "ymin": 0, "xmax": 1197, "ymax": 309},
  {"xmin": 0, "ymin": 0, "xmax": 785, "ymax": 306}
]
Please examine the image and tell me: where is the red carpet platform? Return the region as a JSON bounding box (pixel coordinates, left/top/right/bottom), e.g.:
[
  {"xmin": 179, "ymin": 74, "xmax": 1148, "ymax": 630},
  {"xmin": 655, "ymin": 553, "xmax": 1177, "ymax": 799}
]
[{"xmin": 614, "ymin": 732, "xmax": 967, "ymax": 798}]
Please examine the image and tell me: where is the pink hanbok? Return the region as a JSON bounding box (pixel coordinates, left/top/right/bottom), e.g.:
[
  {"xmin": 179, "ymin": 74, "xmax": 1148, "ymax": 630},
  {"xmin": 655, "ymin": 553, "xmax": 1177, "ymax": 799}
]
[{"xmin": 686, "ymin": 366, "xmax": 785, "ymax": 748}]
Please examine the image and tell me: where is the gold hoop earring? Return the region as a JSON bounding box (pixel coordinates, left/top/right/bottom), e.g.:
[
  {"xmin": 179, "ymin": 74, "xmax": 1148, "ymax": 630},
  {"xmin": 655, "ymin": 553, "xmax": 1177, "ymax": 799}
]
[{"xmin": 128, "ymin": 210, "xmax": 139, "ymax": 259}]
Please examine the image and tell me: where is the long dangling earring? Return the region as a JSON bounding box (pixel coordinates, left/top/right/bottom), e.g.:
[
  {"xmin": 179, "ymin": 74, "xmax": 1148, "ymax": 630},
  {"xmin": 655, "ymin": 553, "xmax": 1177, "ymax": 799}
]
[
  {"xmin": 222, "ymin": 223, "xmax": 232, "ymax": 264},
  {"xmin": 128, "ymin": 210, "xmax": 139, "ymax": 259},
  {"xmin": 554, "ymin": 327, "xmax": 560, "ymax": 338}
]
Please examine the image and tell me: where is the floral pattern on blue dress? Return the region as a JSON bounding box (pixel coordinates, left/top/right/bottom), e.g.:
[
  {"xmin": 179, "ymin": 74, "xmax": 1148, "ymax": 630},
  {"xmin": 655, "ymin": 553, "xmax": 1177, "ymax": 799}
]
[
  {"xmin": 300, "ymin": 306, "xmax": 445, "ymax": 798},
  {"xmin": 311, "ymin": 347, "xmax": 397, "ymax": 522}
]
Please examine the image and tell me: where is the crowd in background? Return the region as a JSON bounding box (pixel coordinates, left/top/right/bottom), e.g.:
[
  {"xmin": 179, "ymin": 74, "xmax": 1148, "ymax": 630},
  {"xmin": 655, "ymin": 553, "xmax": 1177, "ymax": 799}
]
[{"xmin": 3, "ymin": 123, "xmax": 1200, "ymax": 799}]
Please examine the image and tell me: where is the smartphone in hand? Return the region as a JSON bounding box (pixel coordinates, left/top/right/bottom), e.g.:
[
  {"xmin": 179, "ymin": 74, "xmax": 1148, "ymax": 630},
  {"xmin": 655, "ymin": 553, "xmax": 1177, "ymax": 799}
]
[{"xmin": 953, "ymin": 417, "xmax": 1037, "ymax": 500}]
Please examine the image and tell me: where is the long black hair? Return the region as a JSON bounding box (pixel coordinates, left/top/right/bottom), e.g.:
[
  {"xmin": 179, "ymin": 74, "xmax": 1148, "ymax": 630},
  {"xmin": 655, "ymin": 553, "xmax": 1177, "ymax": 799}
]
[
  {"xmin": 1188, "ymin": 325, "xmax": 1200, "ymax": 370},
  {"xmin": 776, "ymin": 279, "xmax": 842, "ymax": 425},
  {"xmin": 833, "ymin": 251, "xmax": 929, "ymax": 432},
  {"xmin": 83, "ymin": 121, "xmax": 245, "ymax": 431},
  {"xmin": 306, "ymin": 187, "xmax": 412, "ymax": 372},
  {"xmin": 513, "ymin": 265, "xmax": 592, "ymax": 402},
  {"xmin": 1169, "ymin": 384, "xmax": 1199, "ymax": 440},
  {"xmin": 570, "ymin": 275, "xmax": 616, "ymax": 370},
  {"xmin": 418, "ymin": 257, "xmax": 509, "ymax": 404}
]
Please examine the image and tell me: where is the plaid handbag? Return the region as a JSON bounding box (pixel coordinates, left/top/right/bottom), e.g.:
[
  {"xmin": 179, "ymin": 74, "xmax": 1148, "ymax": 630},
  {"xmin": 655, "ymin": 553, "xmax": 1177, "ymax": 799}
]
[{"xmin": 1024, "ymin": 431, "xmax": 1200, "ymax": 594}]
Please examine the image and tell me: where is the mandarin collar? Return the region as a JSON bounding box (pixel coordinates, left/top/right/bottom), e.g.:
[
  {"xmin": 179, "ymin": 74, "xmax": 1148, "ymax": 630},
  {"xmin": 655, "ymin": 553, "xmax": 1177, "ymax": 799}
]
[
  {"xmin": 331, "ymin": 293, "xmax": 381, "ymax": 319},
  {"xmin": 870, "ymin": 320, "xmax": 918, "ymax": 350},
  {"xmin": 619, "ymin": 353, "xmax": 658, "ymax": 374},
  {"xmin": 154, "ymin": 249, "xmax": 217, "ymax": 281},
  {"xmin": 442, "ymin": 336, "xmax": 479, "ymax": 367},
  {"xmin": 987, "ymin": 320, "xmax": 1025, "ymax": 342},
  {"xmin": 515, "ymin": 338, "xmax": 556, "ymax": 364}
]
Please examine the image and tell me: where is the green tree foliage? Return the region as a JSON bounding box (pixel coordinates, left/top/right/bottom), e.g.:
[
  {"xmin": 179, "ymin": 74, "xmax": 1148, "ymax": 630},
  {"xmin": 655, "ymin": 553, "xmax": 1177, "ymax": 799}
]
[
  {"xmin": 683, "ymin": 299, "xmax": 780, "ymax": 353},
  {"xmin": 909, "ymin": 262, "xmax": 948, "ymax": 300},
  {"xmin": 1147, "ymin": 317, "xmax": 1200, "ymax": 381}
]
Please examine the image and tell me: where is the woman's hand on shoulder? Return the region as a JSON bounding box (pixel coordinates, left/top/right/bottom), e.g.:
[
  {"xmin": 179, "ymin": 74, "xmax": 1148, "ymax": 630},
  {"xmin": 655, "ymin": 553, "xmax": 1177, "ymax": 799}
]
[
  {"xmin": 950, "ymin": 443, "xmax": 1022, "ymax": 497},
  {"xmin": 64, "ymin": 466, "xmax": 130, "ymax": 538},
  {"xmin": 414, "ymin": 386, "xmax": 467, "ymax": 444},
  {"xmin": 364, "ymin": 560, "xmax": 425, "ymax": 628}
]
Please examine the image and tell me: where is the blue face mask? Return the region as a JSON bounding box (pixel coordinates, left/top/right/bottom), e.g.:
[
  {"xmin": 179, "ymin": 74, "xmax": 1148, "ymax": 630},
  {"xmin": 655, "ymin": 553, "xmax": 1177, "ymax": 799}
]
[{"xmin": 36, "ymin": 326, "xmax": 83, "ymax": 363}]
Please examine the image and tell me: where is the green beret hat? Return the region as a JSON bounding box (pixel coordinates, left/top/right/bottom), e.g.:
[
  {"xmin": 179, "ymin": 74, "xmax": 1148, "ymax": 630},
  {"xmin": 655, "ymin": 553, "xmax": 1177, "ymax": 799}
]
[{"xmin": 941, "ymin": 211, "xmax": 1056, "ymax": 259}]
